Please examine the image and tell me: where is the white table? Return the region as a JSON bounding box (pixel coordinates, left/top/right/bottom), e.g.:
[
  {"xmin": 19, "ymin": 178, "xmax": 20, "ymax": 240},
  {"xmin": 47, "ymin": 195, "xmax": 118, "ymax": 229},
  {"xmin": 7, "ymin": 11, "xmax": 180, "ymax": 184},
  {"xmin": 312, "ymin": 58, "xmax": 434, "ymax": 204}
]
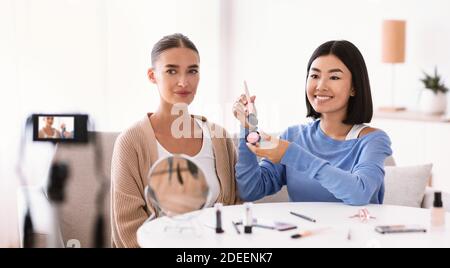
[{"xmin": 137, "ymin": 202, "xmax": 450, "ymax": 248}]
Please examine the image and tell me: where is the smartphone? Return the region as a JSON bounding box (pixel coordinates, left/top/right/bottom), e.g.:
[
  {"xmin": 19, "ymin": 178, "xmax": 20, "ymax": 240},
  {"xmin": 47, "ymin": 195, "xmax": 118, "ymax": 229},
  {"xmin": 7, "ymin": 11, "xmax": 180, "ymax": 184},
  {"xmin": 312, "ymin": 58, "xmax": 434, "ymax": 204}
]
[
  {"xmin": 274, "ymin": 222, "xmax": 297, "ymax": 231},
  {"xmin": 375, "ymin": 225, "xmax": 427, "ymax": 234},
  {"xmin": 33, "ymin": 114, "xmax": 89, "ymax": 143}
]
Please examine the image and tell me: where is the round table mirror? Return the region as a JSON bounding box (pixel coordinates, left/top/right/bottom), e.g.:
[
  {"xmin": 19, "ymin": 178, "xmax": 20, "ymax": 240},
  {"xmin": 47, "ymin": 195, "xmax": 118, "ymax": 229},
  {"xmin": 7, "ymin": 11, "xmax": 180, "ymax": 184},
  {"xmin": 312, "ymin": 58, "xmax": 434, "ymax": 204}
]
[{"xmin": 145, "ymin": 155, "xmax": 209, "ymax": 220}]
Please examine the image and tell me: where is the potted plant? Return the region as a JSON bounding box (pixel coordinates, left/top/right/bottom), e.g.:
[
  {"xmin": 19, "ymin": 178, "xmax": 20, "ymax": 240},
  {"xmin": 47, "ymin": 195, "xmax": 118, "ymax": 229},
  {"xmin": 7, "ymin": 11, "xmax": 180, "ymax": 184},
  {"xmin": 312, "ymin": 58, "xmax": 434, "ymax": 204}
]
[{"xmin": 419, "ymin": 67, "xmax": 449, "ymax": 115}]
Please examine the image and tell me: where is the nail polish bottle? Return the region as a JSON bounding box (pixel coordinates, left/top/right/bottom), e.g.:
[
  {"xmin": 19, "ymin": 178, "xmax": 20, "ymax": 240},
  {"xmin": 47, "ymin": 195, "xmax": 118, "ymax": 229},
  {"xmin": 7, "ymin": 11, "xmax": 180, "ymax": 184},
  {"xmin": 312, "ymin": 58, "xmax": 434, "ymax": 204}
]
[
  {"xmin": 244, "ymin": 203, "xmax": 253, "ymax": 234},
  {"xmin": 431, "ymin": 191, "xmax": 445, "ymax": 231},
  {"xmin": 215, "ymin": 203, "xmax": 224, "ymax": 234}
]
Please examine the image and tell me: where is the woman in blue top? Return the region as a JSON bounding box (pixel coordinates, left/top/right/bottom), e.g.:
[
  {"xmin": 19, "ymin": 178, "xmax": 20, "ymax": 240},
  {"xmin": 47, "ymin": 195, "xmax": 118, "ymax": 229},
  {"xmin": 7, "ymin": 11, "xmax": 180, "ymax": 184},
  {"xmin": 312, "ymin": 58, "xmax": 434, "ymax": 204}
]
[{"xmin": 233, "ymin": 40, "xmax": 392, "ymax": 206}]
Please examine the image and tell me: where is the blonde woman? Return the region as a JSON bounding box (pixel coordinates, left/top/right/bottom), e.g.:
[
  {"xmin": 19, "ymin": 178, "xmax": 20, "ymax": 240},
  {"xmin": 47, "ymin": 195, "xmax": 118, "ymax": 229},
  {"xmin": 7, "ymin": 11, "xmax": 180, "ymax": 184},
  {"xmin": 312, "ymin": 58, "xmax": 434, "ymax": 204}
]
[
  {"xmin": 38, "ymin": 116, "xmax": 61, "ymax": 139},
  {"xmin": 111, "ymin": 34, "xmax": 239, "ymax": 248}
]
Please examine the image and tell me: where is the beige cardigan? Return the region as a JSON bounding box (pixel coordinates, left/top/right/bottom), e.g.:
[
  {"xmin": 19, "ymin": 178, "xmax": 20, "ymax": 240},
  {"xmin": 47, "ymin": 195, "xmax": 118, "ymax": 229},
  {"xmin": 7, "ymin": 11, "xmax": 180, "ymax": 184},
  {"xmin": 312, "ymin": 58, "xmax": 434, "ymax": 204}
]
[{"xmin": 111, "ymin": 114, "xmax": 240, "ymax": 248}]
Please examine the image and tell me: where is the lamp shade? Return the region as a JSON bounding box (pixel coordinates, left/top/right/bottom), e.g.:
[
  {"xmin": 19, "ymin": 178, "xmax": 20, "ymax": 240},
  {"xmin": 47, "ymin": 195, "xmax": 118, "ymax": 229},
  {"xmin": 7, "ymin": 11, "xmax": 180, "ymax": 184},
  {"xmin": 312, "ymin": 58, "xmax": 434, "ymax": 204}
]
[{"xmin": 382, "ymin": 20, "xmax": 406, "ymax": 63}]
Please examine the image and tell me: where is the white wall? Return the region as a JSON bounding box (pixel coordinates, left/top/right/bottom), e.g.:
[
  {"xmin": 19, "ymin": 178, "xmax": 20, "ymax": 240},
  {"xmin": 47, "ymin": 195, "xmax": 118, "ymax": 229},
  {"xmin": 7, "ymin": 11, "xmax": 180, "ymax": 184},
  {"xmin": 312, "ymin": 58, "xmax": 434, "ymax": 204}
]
[
  {"xmin": 227, "ymin": 0, "xmax": 450, "ymax": 131},
  {"xmin": 1, "ymin": 0, "xmax": 450, "ymax": 247},
  {"xmin": 104, "ymin": 0, "xmax": 223, "ymax": 131},
  {"xmin": 0, "ymin": 0, "xmax": 222, "ymax": 247}
]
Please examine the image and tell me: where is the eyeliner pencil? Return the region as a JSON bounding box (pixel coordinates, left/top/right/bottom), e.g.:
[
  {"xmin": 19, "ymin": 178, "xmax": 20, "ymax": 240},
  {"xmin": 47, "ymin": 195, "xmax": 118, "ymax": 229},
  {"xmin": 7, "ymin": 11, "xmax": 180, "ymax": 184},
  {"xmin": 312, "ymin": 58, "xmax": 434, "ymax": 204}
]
[
  {"xmin": 290, "ymin": 211, "xmax": 317, "ymax": 223},
  {"xmin": 232, "ymin": 221, "xmax": 241, "ymax": 234}
]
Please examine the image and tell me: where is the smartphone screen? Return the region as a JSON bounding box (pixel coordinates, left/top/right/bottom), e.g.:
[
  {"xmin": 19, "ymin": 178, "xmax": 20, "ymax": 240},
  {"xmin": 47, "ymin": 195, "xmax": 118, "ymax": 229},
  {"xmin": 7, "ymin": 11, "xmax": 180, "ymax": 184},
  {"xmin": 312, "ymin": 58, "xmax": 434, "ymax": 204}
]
[{"xmin": 33, "ymin": 114, "xmax": 88, "ymax": 143}]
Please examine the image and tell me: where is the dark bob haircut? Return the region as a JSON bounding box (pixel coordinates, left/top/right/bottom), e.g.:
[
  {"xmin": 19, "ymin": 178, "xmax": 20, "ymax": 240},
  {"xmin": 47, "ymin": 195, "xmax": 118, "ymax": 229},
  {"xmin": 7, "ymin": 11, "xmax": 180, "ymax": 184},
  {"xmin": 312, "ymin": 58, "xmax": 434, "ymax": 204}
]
[
  {"xmin": 151, "ymin": 33, "xmax": 199, "ymax": 66},
  {"xmin": 305, "ymin": 40, "xmax": 373, "ymax": 124}
]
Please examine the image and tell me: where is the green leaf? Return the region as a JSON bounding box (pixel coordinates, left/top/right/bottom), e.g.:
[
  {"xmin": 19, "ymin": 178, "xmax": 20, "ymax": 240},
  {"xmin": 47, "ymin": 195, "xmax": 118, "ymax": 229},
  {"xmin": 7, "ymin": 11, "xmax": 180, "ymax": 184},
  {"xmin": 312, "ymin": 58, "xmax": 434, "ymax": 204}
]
[{"xmin": 420, "ymin": 66, "xmax": 448, "ymax": 94}]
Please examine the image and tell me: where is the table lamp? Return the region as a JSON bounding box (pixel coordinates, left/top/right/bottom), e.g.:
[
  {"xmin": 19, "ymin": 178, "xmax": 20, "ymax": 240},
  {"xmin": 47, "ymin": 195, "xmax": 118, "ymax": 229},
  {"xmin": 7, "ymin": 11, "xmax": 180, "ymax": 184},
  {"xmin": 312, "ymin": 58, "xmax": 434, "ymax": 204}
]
[{"xmin": 380, "ymin": 19, "xmax": 406, "ymax": 112}]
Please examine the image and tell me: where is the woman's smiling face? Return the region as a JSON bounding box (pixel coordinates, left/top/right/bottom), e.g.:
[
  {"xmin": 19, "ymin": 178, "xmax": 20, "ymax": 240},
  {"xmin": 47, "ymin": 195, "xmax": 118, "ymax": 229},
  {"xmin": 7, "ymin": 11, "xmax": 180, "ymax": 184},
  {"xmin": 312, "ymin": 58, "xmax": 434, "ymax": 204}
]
[{"xmin": 306, "ymin": 54, "xmax": 354, "ymax": 117}]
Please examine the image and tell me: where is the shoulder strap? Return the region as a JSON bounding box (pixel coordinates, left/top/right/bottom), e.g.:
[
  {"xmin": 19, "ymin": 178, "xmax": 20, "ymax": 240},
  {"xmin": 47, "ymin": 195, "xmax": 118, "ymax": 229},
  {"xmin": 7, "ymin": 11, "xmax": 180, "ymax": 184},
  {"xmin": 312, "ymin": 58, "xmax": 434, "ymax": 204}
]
[{"xmin": 345, "ymin": 124, "xmax": 368, "ymax": 140}]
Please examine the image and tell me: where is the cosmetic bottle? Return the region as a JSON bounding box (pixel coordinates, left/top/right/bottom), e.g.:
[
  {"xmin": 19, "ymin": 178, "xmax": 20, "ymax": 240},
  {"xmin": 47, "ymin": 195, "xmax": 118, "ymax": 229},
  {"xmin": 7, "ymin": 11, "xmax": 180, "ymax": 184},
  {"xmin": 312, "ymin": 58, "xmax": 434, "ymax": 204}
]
[
  {"xmin": 215, "ymin": 203, "xmax": 224, "ymax": 234},
  {"xmin": 431, "ymin": 191, "xmax": 445, "ymax": 231},
  {"xmin": 244, "ymin": 202, "xmax": 253, "ymax": 234}
]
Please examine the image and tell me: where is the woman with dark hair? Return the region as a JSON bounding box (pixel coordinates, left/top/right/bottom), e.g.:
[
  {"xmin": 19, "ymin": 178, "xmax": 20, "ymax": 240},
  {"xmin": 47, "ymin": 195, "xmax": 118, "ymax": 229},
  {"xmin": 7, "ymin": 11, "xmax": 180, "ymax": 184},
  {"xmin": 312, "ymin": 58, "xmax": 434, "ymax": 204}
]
[
  {"xmin": 233, "ymin": 40, "xmax": 392, "ymax": 206},
  {"xmin": 111, "ymin": 33, "xmax": 239, "ymax": 247}
]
